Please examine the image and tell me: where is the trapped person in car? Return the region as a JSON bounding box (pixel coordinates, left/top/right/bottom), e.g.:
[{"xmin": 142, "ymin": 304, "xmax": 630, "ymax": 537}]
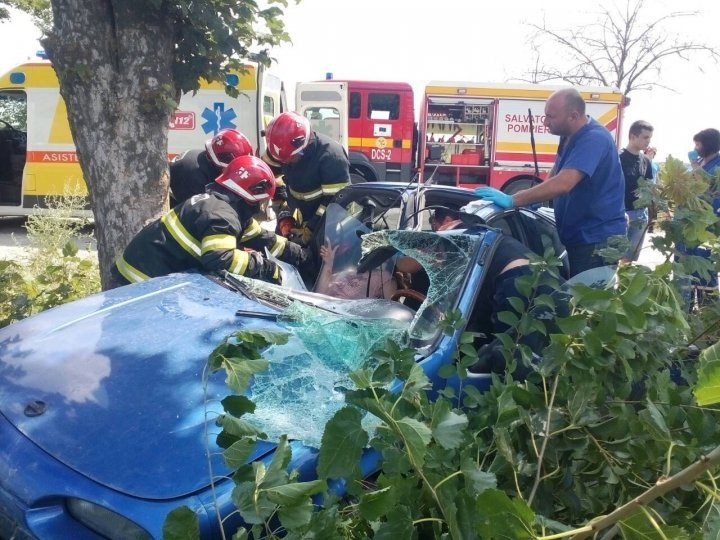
[
  {"xmin": 113, "ymin": 155, "xmax": 306, "ymax": 287},
  {"xmin": 169, "ymin": 128, "xmax": 253, "ymax": 205},
  {"xmin": 474, "ymin": 87, "xmax": 626, "ymax": 277},
  {"xmin": 315, "ymin": 239, "xmax": 399, "ymax": 300}
]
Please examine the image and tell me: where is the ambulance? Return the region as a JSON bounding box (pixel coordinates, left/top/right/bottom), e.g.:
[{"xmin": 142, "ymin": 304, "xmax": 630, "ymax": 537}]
[
  {"xmin": 295, "ymin": 78, "xmax": 624, "ymax": 192},
  {"xmin": 0, "ymin": 61, "xmax": 286, "ymax": 216}
]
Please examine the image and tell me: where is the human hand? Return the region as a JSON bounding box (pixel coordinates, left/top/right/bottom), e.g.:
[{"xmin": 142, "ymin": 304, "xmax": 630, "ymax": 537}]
[
  {"xmin": 319, "ymin": 240, "xmax": 337, "ymax": 265},
  {"xmin": 474, "ymin": 187, "xmax": 514, "ymax": 209}
]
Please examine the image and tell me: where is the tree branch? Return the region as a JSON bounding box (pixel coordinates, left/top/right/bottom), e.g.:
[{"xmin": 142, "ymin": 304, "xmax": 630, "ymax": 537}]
[{"xmin": 570, "ymin": 444, "xmax": 720, "ymax": 539}]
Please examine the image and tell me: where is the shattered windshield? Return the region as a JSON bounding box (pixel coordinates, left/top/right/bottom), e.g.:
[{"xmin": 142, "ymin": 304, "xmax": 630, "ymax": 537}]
[{"xmin": 223, "ymin": 205, "xmax": 481, "ymax": 446}]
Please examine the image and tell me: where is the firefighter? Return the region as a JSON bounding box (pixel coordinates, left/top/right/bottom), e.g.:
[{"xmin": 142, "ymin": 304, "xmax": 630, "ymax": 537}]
[
  {"xmin": 169, "ymin": 128, "xmax": 253, "ymax": 205},
  {"xmin": 264, "ymin": 112, "xmax": 350, "ymax": 285},
  {"xmin": 114, "ymin": 155, "xmax": 307, "ymax": 287},
  {"xmin": 264, "ymin": 112, "xmax": 350, "ymax": 244}
]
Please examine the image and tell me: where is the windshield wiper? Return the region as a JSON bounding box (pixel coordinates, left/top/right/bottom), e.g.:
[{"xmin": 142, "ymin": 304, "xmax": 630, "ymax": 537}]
[{"xmin": 219, "ymin": 270, "xmax": 259, "ymax": 302}]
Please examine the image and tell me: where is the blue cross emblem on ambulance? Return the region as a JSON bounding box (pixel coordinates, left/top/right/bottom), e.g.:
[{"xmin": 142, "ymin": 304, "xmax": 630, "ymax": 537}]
[{"xmin": 201, "ymin": 102, "xmax": 237, "ymax": 134}]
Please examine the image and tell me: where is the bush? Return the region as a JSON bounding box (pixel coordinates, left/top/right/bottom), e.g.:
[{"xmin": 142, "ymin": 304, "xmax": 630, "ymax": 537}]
[{"xmin": 0, "ymin": 190, "xmax": 99, "ymax": 328}]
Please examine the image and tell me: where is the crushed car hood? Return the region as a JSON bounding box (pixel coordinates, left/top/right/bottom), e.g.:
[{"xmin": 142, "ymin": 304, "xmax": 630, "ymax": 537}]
[{"xmin": 0, "ymin": 273, "xmax": 291, "ymax": 500}]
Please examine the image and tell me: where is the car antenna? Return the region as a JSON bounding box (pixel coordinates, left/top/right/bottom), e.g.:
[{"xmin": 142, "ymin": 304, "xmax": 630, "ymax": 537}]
[{"xmin": 528, "ymin": 107, "xmax": 541, "ymax": 187}]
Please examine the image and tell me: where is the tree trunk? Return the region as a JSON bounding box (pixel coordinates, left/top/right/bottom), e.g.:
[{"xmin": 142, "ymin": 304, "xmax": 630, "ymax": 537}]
[{"xmin": 44, "ymin": 0, "xmax": 175, "ymax": 289}]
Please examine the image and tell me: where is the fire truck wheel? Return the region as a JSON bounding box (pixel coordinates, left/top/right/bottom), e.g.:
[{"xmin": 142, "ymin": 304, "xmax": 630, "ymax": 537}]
[
  {"xmin": 350, "ymin": 172, "xmax": 367, "ymax": 184},
  {"xmin": 502, "ymin": 177, "xmax": 540, "ymax": 195}
]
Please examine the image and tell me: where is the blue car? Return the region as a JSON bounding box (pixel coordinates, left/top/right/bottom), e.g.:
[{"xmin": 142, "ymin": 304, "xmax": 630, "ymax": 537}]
[{"xmin": 0, "ymin": 183, "xmax": 567, "ymax": 539}]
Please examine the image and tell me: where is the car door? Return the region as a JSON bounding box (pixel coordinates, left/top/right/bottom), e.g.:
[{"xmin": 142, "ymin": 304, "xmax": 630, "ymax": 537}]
[{"xmin": 485, "ymin": 208, "xmax": 569, "ymax": 278}]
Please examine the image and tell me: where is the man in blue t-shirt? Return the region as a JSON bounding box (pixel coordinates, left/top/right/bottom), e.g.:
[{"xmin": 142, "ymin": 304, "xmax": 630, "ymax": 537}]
[{"xmin": 474, "ymin": 87, "xmax": 627, "ymax": 276}]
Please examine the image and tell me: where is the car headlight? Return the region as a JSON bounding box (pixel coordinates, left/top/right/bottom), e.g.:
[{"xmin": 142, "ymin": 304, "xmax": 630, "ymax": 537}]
[{"xmin": 66, "ymin": 498, "xmax": 151, "ymax": 540}]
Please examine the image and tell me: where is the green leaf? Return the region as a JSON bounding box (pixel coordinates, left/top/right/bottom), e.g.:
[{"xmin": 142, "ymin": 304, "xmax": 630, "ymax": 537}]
[
  {"xmin": 583, "ymin": 331, "xmax": 603, "ymax": 358},
  {"xmin": 395, "ymin": 417, "xmax": 432, "ymax": 466},
  {"xmin": 695, "ymin": 342, "xmax": 720, "ymax": 405},
  {"xmin": 595, "ymin": 313, "xmax": 618, "ymax": 342},
  {"xmin": 374, "ymin": 504, "xmax": 414, "ymax": 540},
  {"xmin": 461, "ymin": 460, "xmax": 497, "ymax": 495},
  {"xmin": 350, "ymin": 367, "xmax": 373, "ymax": 389},
  {"xmin": 494, "ymin": 427, "xmax": 516, "ymax": 467},
  {"xmin": 223, "ymin": 357, "xmax": 269, "ymax": 394},
  {"xmin": 438, "ymin": 363, "xmax": 457, "ymax": 379},
  {"xmin": 261, "ymin": 435, "xmax": 291, "ymax": 489},
  {"xmin": 618, "ymin": 511, "xmax": 689, "ymax": 539},
  {"xmin": 431, "ymin": 399, "xmax": 469, "ymax": 450},
  {"xmin": 223, "ymin": 438, "xmax": 257, "ymax": 469},
  {"xmin": 216, "ymin": 413, "xmax": 266, "ymax": 439},
  {"xmin": 277, "ymin": 498, "xmax": 314, "ymax": 530},
  {"xmin": 556, "ymin": 315, "xmax": 587, "ymax": 335},
  {"xmin": 231, "ymin": 529, "xmax": 249, "ymax": 540},
  {"xmin": 474, "ymin": 489, "xmax": 535, "ymax": 539},
  {"xmin": 404, "ymin": 362, "xmax": 431, "ymax": 393},
  {"xmin": 220, "ymin": 395, "xmax": 256, "ymax": 417},
  {"xmin": 497, "ymin": 309, "xmax": 520, "ymax": 327},
  {"xmin": 264, "ymin": 479, "xmax": 325, "ymax": 505},
  {"xmin": 495, "ymin": 387, "xmax": 519, "ymax": 427},
  {"xmin": 702, "ymin": 503, "xmax": 720, "ymax": 540},
  {"xmin": 508, "ymin": 296, "xmax": 526, "ymax": 314},
  {"xmin": 358, "ymin": 486, "xmax": 395, "ymax": 521},
  {"xmin": 317, "ymin": 407, "xmax": 368, "ymax": 480},
  {"xmin": 163, "ymin": 506, "xmax": 200, "ymax": 540},
  {"xmin": 623, "ymin": 271, "xmax": 649, "ymax": 303},
  {"xmin": 622, "ymin": 302, "xmax": 647, "ymax": 330},
  {"xmin": 62, "ymin": 240, "xmax": 78, "ymax": 257},
  {"xmin": 232, "ymin": 479, "xmax": 275, "ymax": 525},
  {"xmin": 638, "ymin": 401, "xmax": 671, "ymax": 442}
]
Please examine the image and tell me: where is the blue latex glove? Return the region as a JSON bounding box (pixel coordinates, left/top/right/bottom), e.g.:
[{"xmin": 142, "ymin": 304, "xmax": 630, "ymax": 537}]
[{"xmin": 474, "ymin": 187, "xmax": 514, "ymax": 209}]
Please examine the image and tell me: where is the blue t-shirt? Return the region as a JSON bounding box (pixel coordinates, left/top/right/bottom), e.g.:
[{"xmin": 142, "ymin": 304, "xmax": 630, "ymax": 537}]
[{"xmin": 551, "ymin": 117, "xmax": 627, "ymax": 246}]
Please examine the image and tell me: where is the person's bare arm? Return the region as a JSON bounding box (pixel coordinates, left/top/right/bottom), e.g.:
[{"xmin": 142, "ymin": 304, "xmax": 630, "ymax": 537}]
[
  {"xmin": 512, "ymin": 169, "xmax": 585, "ymax": 207},
  {"xmin": 314, "ymin": 242, "xmax": 337, "ymax": 294}
]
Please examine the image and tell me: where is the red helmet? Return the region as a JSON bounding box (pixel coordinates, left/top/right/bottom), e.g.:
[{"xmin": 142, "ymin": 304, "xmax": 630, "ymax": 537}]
[
  {"xmin": 215, "ymin": 155, "xmax": 276, "ymax": 204},
  {"xmin": 264, "ymin": 112, "xmax": 311, "ymax": 163},
  {"xmin": 205, "ymin": 129, "xmax": 253, "ymax": 168}
]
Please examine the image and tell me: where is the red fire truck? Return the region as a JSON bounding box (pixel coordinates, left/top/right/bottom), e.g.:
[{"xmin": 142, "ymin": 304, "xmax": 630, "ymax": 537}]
[{"xmin": 295, "ymin": 78, "xmax": 625, "ymax": 193}]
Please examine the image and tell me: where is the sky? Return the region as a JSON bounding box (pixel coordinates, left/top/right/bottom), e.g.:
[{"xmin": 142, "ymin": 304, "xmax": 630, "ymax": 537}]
[{"xmin": 1, "ymin": 0, "xmax": 719, "ymax": 162}]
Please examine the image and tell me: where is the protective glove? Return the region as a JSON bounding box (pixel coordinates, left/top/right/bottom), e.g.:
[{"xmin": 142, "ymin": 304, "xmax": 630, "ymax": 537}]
[
  {"xmin": 259, "ymin": 258, "xmax": 282, "ymax": 285},
  {"xmin": 249, "ymin": 251, "xmax": 282, "ymax": 285},
  {"xmin": 474, "ymin": 187, "xmax": 514, "ymax": 209},
  {"xmin": 290, "ymin": 224, "xmax": 313, "ymax": 246}
]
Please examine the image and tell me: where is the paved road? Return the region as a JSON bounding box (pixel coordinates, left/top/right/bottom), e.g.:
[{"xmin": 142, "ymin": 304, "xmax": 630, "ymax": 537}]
[
  {"xmin": 0, "ymin": 216, "xmax": 30, "ymax": 247},
  {"xmin": 0, "ymin": 216, "xmax": 97, "ymax": 262}
]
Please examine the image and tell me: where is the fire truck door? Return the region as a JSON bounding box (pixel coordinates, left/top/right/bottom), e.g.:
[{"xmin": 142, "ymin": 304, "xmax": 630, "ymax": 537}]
[{"xmin": 295, "ymin": 81, "xmax": 348, "ymax": 151}]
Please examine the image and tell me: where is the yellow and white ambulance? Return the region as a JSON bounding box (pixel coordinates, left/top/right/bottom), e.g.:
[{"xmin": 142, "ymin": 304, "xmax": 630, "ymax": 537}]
[{"xmin": 0, "ymin": 61, "xmax": 286, "ymax": 216}]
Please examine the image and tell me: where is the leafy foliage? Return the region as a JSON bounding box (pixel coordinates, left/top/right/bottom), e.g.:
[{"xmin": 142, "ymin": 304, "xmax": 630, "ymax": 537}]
[
  {"xmin": 163, "ymin": 157, "xmax": 720, "ymax": 538},
  {"xmin": 164, "ymin": 0, "xmax": 293, "ymax": 97},
  {"xmin": 0, "ymin": 0, "xmax": 51, "ymax": 28},
  {"xmin": 0, "ymin": 191, "xmax": 98, "ymax": 328}
]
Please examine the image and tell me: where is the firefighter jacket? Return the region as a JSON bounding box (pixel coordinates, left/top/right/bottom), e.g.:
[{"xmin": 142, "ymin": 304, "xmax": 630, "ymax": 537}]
[
  {"xmin": 115, "ymin": 191, "xmax": 305, "ymax": 285},
  {"xmin": 281, "ymin": 132, "xmax": 350, "ymax": 232},
  {"xmin": 169, "ymin": 149, "xmax": 220, "ymax": 205}
]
